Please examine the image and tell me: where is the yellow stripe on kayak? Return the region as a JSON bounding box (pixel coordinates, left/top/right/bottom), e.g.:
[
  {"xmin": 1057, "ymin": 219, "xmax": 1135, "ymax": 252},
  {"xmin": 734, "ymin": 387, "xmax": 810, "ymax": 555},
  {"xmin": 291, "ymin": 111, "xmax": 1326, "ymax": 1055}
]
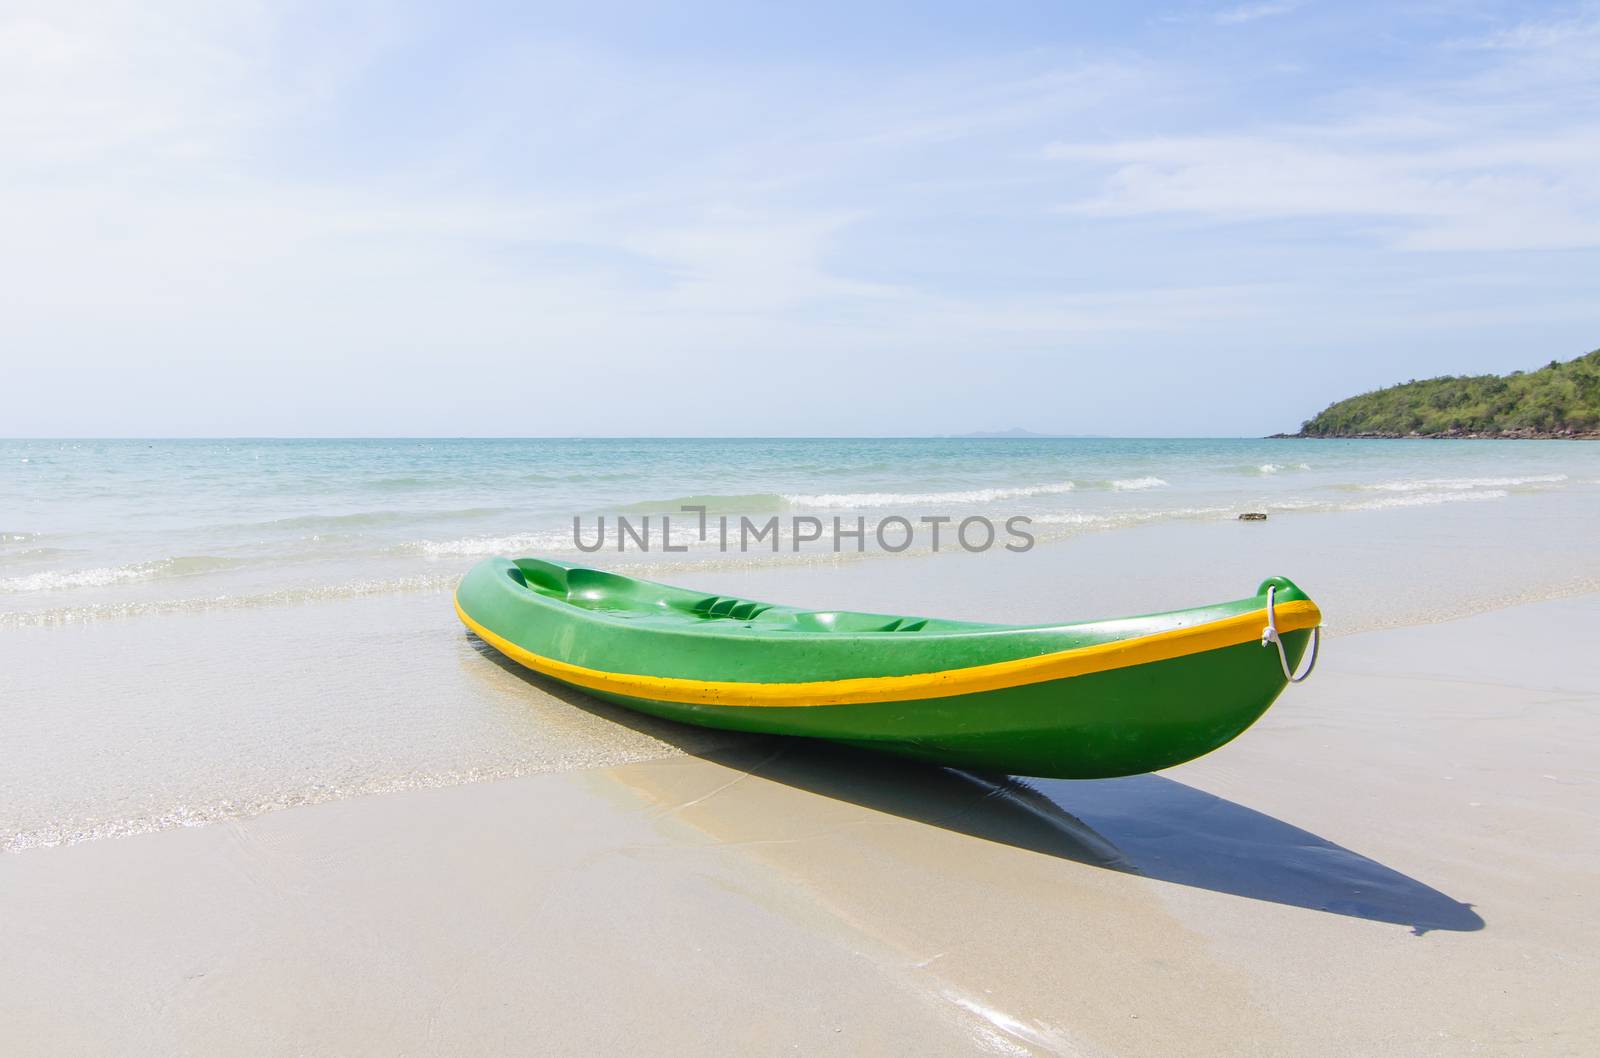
[{"xmin": 455, "ymin": 595, "xmax": 1321, "ymax": 708}]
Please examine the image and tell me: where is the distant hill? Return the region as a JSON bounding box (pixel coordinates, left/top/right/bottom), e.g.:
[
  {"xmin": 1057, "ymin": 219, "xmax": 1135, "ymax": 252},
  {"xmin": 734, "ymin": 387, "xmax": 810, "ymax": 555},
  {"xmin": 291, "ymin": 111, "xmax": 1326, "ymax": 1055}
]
[
  {"xmin": 1293, "ymin": 348, "xmax": 1600, "ymax": 439},
  {"xmin": 949, "ymin": 428, "xmax": 1056, "ymax": 439}
]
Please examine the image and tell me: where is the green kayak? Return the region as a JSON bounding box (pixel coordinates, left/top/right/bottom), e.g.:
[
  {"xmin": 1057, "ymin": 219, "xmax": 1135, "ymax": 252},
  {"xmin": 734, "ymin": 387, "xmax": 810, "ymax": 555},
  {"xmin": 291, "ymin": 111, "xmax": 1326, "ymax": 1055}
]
[{"xmin": 455, "ymin": 557, "xmax": 1322, "ymax": 779}]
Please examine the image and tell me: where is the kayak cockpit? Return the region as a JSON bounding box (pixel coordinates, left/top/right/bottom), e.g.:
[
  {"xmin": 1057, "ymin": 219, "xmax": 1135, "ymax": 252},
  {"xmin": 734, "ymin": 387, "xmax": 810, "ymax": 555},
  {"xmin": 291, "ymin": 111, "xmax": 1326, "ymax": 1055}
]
[{"xmin": 505, "ymin": 557, "xmax": 973, "ymax": 634}]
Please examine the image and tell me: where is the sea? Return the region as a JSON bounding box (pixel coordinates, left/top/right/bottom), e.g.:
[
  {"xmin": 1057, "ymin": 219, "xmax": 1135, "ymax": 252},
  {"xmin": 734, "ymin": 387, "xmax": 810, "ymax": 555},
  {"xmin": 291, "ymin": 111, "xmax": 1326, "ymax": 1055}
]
[{"xmin": 4, "ymin": 436, "xmax": 1599, "ymax": 851}]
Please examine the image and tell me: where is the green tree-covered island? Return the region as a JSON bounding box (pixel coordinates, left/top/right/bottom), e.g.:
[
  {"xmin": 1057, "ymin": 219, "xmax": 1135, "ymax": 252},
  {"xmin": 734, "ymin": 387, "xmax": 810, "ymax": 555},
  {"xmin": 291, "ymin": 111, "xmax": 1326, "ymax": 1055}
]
[{"xmin": 1290, "ymin": 347, "xmax": 1600, "ymax": 439}]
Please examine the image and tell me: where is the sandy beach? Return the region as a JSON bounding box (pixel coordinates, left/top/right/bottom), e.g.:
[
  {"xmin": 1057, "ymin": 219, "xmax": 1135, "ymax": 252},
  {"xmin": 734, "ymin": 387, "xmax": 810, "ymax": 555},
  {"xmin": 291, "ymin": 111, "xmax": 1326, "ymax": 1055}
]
[
  {"xmin": 7, "ymin": 0, "xmax": 1600, "ymax": 1049},
  {"xmin": 5, "ymin": 590, "xmax": 1596, "ymax": 1056},
  {"xmin": 6, "ymin": 439, "xmax": 1599, "ymax": 1057}
]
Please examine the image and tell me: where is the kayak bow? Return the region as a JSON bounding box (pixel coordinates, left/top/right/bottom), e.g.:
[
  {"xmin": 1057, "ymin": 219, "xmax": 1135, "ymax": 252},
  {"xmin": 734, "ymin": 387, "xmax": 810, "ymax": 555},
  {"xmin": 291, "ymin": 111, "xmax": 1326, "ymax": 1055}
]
[{"xmin": 456, "ymin": 557, "xmax": 1322, "ymax": 779}]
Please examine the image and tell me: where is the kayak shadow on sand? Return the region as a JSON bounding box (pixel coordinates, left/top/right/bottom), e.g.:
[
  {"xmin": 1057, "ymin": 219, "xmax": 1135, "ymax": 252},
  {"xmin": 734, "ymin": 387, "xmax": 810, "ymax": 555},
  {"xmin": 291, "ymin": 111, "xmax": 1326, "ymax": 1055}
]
[{"xmin": 466, "ymin": 635, "xmax": 1484, "ymax": 936}]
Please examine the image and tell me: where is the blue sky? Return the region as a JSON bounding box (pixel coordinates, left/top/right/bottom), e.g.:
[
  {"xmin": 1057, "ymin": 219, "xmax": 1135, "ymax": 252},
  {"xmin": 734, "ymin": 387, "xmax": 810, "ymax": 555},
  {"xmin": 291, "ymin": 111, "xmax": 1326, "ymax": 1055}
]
[{"xmin": 3, "ymin": 0, "xmax": 1598, "ymax": 436}]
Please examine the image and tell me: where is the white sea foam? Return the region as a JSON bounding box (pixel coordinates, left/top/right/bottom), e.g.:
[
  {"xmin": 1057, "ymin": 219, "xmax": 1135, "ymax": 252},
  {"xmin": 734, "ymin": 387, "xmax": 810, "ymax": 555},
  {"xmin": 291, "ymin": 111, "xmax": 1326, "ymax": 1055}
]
[
  {"xmin": 1028, "ymin": 512, "xmax": 1115, "ymax": 526},
  {"xmin": 782, "ymin": 482, "xmax": 1077, "ymax": 508},
  {"xmin": 409, "ymin": 530, "xmax": 583, "ymax": 557},
  {"xmin": 1031, "ymin": 505, "xmax": 1230, "ymax": 529},
  {"xmin": 1274, "ymin": 489, "xmax": 1511, "ymax": 514},
  {"xmin": 1364, "ymin": 474, "xmax": 1566, "ymax": 493},
  {"xmin": 1109, "ymin": 476, "xmax": 1168, "ymax": 491},
  {"xmin": 1350, "ymin": 489, "xmax": 1510, "ymax": 511},
  {"xmin": 0, "ymin": 566, "xmax": 151, "ymax": 592},
  {"xmin": 0, "ymin": 556, "xmax": 242, "ymax": 593}
]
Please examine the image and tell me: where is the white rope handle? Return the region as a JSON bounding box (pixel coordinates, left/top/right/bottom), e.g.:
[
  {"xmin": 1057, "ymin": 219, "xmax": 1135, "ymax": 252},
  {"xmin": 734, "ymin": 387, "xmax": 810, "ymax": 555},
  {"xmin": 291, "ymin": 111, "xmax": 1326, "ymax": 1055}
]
[{"xmin": 1262, "ymin": 584, "xmax": 1320, "ymax": 683}]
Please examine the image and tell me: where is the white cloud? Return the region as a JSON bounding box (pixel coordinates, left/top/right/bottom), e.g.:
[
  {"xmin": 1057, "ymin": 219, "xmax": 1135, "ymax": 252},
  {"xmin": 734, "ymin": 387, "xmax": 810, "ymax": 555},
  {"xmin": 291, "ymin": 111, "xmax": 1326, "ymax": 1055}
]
[
  {"xmin": 0, "ymin": 5, "xmax": 1186, "ymax": 363},
  {"xmin": 1049, "ymin": 131, "xmax": 1600, "ymax": 250},
  {"xmin": 1213, "ymin": 2, "xmax": 1304, "ymax": 26},
  {"xmin": 1457, "ymin": 12, "xmax": 1600, "ymax": 52},
  {"xmin": 1048, "ymin": 13, "xmax": 1600, "ymax": 251},
  {"xmin": 1, "ymin": 1, "xmax": 1597, "ymax": 435},
  {"xmin": 0, "ymin": 3, "xmax": 280, "ymax": 172}
]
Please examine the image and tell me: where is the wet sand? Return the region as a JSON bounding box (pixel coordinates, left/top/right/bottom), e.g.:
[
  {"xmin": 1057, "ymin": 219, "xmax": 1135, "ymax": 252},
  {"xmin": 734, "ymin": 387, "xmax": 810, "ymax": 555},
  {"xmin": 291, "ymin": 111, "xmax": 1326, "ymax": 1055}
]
[
  {"xmin": 4, "ymin": 594, "xmax": 1597, "ymax": 1056},
  {"xmin": 14, "ymin": 501, "xmax": 1600, "ymax": 854}
]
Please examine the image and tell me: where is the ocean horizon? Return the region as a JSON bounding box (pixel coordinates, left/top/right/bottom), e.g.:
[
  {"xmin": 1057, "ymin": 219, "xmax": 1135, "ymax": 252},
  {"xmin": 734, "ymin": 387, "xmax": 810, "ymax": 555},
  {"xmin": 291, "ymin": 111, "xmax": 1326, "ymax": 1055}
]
[{"xmin": 5, "ymin": 435, "xmax": 1597, "ymax": 621}]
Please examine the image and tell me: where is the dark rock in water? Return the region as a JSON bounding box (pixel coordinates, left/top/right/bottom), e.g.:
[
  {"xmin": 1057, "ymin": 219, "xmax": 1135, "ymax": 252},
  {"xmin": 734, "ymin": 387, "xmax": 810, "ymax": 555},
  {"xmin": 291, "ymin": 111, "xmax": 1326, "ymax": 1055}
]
[{"xmin": 1238, "ymin": 512, "xmax": 1268, "ymax": 521}]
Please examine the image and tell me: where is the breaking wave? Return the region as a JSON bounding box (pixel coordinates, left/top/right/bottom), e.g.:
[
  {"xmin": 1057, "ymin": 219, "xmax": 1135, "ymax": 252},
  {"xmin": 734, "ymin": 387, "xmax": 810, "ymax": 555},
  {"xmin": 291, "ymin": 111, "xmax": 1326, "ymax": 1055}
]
[
  {"xmin": 406, "ymin": 530, "xmax": 584, "ymax": 558},
  {"xmin": 1273, "ymin": 489, "xmax": 1510, "ymax": 514},
  {"xmin": 248, "ymin": 508, "xmax": 511, "ymax": 532},
  {"xmin": 782, "ymin": 482, "xmax": 1078, "ymax": 508},
  {"xmin": 0, "ymin": 555, "xmax": 245, "ymax": 593},
  {"xmin": 617, "ymin": 493, "xmax": 787, "ymax": 515},
  {"xmin": 1360, "ymin": 474, "xmax": 1566, "ymax": 493},
  {"xmin": 1348, "ymin": 489, "xmax": 1511, "ymax": 511}
]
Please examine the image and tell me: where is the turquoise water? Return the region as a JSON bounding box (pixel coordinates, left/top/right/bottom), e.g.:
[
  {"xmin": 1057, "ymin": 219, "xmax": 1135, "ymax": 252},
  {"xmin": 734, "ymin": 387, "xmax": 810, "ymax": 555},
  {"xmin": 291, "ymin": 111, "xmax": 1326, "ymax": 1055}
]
[
  {"xmin": 2, "ymin": 437, "xmax": 1596, "ymax": 624},
  {"xmin": 3, "ymin": 436, "xmax": 1600, "ymax": 851}
]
